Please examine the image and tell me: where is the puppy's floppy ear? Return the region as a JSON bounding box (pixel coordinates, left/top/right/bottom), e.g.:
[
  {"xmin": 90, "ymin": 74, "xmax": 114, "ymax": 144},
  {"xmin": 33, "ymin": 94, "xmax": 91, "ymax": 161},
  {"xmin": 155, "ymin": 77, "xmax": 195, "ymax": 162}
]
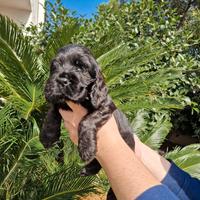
[
  {"xmin": 40, "ymin": 104, "xmax": 62, "ymax": 148},
  {"xmin": 90, "ymin": 66, "xmax": 108, "ymax": 109}
]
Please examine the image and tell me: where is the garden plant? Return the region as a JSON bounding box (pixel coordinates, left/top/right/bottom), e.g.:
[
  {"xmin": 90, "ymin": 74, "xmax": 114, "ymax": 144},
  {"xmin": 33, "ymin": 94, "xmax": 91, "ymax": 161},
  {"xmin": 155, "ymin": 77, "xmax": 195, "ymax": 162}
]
[{"xmin": 0, "ymin": 0, "xmax": 200, "ymax": 199}]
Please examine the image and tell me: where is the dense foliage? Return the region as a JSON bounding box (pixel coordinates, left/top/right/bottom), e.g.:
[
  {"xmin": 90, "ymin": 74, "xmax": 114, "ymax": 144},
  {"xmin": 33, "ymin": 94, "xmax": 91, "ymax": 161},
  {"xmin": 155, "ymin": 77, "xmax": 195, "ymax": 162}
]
[{"xmin": 0, "ymin": 0, "xmax": 200, "ymax": 199}]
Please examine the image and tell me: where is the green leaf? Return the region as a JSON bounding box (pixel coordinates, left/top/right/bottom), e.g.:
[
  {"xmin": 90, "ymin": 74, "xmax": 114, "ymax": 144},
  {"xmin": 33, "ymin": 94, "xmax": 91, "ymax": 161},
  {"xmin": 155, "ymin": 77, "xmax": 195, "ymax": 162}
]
[
  {"xmin": 40, "ymin": 165, "xmax": 97, "ymax": 200},
  {"xmin": 43, "ymin": 23, "xmax": 80, "ymax": 69},
  {"xmin": 165, "ymin": 144, "xmax": 200, "ymax": 179},
  {"xmin": 0, "ymin": 15, "xmax": 45, "ymax": 118},
  {"xmin": 98, "ymin": 43, "xmax": 165, "ymax": 85},
  {"xmin": 0, "ymin": 121, "xmax": 40, "ymax": 190},
  {"xmin": 132, "ymin": 110, "xmax": 172, "ymax": 149}
]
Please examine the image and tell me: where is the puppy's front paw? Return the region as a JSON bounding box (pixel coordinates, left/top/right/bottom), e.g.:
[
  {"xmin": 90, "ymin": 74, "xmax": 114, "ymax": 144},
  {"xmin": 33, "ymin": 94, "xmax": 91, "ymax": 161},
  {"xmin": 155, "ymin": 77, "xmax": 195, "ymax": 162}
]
[
  {"xmin": 78, "ymin": 137, "xmax": 96, "ymax": 162},
  {"xmin": 40, "ymin": 131, "xmax": 59, "ymax": 149}
]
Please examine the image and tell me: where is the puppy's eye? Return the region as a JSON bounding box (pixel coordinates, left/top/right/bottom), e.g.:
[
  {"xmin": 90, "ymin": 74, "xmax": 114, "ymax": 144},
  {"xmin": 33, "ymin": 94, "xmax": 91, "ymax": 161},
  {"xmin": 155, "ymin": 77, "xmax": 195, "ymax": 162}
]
[
  {"xmin": 74, "ymin": 60, "xmax": 79, "ymax": 66},
  {"xmin": 74, "ymin": 60, "xmax": 84, "ymax": 70}
]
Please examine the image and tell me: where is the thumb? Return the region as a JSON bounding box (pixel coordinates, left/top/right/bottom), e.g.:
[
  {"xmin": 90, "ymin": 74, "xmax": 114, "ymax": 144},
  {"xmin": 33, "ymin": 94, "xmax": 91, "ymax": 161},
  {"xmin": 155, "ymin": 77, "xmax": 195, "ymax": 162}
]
[
  {"xmin": 59, "ymin": 109, "xmax": 73, "ymax": 120},
  {"xmin": 63, "ymin": 121, "xmax": 78, "ymax": 145},
  {"xmin": 66, "ymin": 101, "xmax": 88, "ymax": 117},
  {"xmin": 66, "ymin": 101, "xmax": 80, "ymax": 111}
]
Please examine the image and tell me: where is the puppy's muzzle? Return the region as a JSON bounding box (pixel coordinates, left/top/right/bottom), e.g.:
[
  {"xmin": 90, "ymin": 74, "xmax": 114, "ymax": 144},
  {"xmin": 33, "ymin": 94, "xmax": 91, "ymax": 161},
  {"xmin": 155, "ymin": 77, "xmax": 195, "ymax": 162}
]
[{"xmin": 57, "ymin": 73, "xmax": 71, "ymax": 87}]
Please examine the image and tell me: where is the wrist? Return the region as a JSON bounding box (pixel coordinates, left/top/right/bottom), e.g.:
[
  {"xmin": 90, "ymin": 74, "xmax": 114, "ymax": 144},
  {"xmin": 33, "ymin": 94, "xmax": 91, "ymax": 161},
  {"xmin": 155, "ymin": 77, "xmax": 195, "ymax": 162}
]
[
  {"xmin": 95, "ymin": 115, "xmax": 123, "ymax": 159},
  {"xmin": 96, "ymin": 131, "xmax": 123, "ymax": 160},
  {"xmin": 133, "ymin": 135, "xmax": 142, "ymax": 159}
]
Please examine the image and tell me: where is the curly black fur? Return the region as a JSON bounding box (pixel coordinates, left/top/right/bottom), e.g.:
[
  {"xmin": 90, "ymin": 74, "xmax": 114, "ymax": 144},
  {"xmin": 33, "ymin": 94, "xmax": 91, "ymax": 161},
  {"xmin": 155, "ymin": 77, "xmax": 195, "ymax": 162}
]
[{"xmin": 40, "ymin": 44, "xmax": 135, "ymax": 200}]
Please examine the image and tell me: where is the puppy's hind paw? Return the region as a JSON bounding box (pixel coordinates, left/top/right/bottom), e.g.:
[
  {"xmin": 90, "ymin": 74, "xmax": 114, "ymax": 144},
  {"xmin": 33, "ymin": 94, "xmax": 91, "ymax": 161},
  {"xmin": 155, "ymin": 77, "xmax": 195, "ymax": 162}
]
[{"xmin": 80, "ymin": 159, "xmax": 101, "ymax": 176}]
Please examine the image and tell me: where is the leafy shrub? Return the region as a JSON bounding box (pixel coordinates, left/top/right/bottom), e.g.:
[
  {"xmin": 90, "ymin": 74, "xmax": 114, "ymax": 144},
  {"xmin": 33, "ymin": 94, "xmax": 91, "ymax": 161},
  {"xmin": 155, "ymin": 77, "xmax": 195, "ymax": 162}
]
[{"xmin": 0, "ymin": 0, "xmax": 200, "ymax": 199}]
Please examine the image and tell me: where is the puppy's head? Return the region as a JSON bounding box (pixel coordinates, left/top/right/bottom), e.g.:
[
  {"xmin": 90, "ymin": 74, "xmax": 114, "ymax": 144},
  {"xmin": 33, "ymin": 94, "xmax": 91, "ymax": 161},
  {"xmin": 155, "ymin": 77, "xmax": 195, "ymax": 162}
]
[{"xmin": 45, "ymin": 44, "xmax": 100, "ymax": 105}]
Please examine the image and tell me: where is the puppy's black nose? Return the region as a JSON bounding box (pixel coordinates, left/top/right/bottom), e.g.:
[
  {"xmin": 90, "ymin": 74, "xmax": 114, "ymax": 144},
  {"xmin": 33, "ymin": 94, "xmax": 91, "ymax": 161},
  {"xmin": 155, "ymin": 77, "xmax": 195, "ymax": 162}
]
[{"xmin": 57, "ymin": 73, "xmax": 70, "ymax": 85}]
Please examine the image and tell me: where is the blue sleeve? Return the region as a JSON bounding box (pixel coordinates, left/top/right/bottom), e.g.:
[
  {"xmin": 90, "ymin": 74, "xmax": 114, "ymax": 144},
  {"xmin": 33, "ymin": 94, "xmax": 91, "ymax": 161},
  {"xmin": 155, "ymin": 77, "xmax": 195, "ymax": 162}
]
[
  {"xmin": 136, "ymin": 161, "xmax": 200, "ymax": 200},
  {"xmin": 136, "ymin": 185, "xmax": 179, "ymax": 200},
  {"xmin": 162, "ymin": 161, "xmax": 200, "ymax": 200}
]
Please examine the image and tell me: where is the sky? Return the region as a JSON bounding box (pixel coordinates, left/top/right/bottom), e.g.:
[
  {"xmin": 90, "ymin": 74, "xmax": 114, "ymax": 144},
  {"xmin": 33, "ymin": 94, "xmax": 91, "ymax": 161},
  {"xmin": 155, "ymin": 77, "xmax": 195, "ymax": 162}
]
[{"xmin": 50, "ymin": 0, "xmax": 109, "ymax": 18}]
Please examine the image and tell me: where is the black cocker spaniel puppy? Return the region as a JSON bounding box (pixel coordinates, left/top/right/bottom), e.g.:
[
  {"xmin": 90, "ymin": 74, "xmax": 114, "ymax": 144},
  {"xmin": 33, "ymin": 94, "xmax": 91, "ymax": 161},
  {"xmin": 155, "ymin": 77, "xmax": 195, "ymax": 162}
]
[{"xmin": 40, "ymin": 44, "xmax": 135, "ymax": 200}]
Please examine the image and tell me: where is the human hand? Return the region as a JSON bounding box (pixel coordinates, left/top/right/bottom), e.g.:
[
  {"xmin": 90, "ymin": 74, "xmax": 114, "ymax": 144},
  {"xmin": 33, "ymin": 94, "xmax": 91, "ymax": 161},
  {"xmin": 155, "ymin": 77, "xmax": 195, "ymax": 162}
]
[
  {"xmin": 59, "ymin": 101, "xmax": 88, "ymax": 145},
  {"xmin": 59, "ymin": 101, "xmax": 121, "ymax": 151},
  {"xmin": 59, "ymin": 101, "xmax": 139, "ymax": 154}
]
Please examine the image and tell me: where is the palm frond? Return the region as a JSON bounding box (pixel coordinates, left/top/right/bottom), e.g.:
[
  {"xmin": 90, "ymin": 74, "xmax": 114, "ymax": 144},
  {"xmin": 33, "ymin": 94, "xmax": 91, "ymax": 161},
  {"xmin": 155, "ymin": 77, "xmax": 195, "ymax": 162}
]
[
  {"xmin": 97, "ymin": 44, "xmax": 190, "ymax": 113},
  {"xmin": 0, "ymin": 119, "xmax": 41, "ymax": 192},
  {"xmin": 97, "ymin": 43, "xmax": 128, "ymax": 69},
  {"xmin": 132, "ymin": 110, "xmax": 172, "ymax": 149},
  {"xmin": 0, "ymin": 15, "xmax": 45, "ymax": 83},
  {"xmin": 0, "ymin": 75, "xmax": 11, "ymax": 97},
  {"xmin": 0, "ymin": 15, "xmax": 45, "ymax": 118},
  {"xmin": 8, "ymin": 85, "xmax": 44, "ymax": 119},
  {"xmin": 119, "ymin": 97, "xmax": 184, "ymax": 112},
  {"xmin": 39, "ymin": 165, "xmax": 97, "ymax": 200},
  {"xmin": 43, "ymin": 23, "xmax": 80, "ymax": 70},
  {"xmin": 111, "ymin": 68, "xmax": 187, "ymax": 112},
  {"xmin": 98, "ymin": 43, "xmax": 165, "ymax": 85},
  {"xmin": 165, "ymin": 144, "xmax": 200, "ymax": 179},
  {"xmin": 0, "ymin": 105, "xmax": 16, "ymax": 136}
]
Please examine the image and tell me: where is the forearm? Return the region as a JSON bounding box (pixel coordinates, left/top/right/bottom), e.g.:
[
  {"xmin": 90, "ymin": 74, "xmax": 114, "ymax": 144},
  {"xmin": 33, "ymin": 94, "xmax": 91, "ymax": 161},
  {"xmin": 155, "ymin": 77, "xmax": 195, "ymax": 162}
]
[
  {"xmin": 134, "ymin": 136, "xmax": 171, "ymax": 182},
  {"xmin": 95, "ymin": 117, "xmax": 160, "ymax": 200},
  {"xmin": 60, "ymin": 103, "xmax": 178, "ymax": 199}
]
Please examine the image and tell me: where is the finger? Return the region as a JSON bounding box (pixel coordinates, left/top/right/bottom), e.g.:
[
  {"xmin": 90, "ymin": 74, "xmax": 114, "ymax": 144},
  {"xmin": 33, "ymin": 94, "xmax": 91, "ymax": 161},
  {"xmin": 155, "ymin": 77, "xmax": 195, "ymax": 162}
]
[
  {"xmin": 66, "ymin": 101, "xmax": 88, "ymax": 115},
  {"xmin": 59, "ymin": 109, "xmax": 73, "ymax": 120},
  {"xmin": 63, "ymin": 121, "xmax": 74, "ymax": 132},
  {"xmin": 59, "ymin": 109, "xmax": 77, "ymax": 127},
  {"xmin": 63, "ymin": 121, "xmax": 78, "ymax": 145},
  {"xmin": 69, "ymin": 134, "xmax": 78, "ymax": 145},
  {"xmin": 66, "ymin": 101, "xmax": 79, "ymax": 111}
]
